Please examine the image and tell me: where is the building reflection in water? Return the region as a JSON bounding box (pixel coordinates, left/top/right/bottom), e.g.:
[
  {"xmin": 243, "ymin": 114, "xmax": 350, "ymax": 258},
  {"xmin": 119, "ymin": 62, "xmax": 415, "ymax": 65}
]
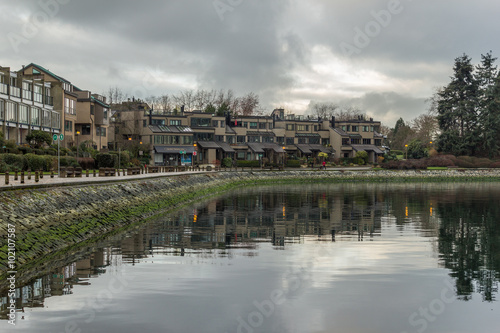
[{"xmin": 2, "ymin": 183, "xmax": 500, "ymax": 319}]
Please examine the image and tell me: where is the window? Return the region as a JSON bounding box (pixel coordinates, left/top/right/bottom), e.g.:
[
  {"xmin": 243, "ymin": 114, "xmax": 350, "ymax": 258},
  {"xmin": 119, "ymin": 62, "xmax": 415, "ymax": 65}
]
[
  {"xmin": 286, "ymin": 137, "xmax": 294, "ymax": 145},
  {"xmin": 0, "ymin": 100, "xmax": 4, "ymax": 120},
  {"xmin": 34, "ymin": 85, "xmax": 43, "ymax": 103},
  {"xmin": 276, "ymin": 137, "xmax": 284, "ymax": 144},
  {"xmin": 309, "ymin": 137, "xmax": 320, "ymax": 144},
  {"xmin": 215, "ymin": 135, "xmax": 224, "ymax": 142},
  {"xmin": 191, "ymin": 118, "xmax": 211, "ymax": 127},
  {"xmin": 31, "ymin": 107, "xmax": 40, "ymax": 126},
  {"xmin": 363, "ymin": 139, "xmax": 371, "ymax": 144},
  {"xmin": 363, "ymin": 126, "xmax": 369, "ymax": 132},
  {"xmin": 298, "ymin": 137, "xmax": 307, "ymax": 144},
  {"xmin": 64, "ymin": 98, "xmax": 76, "ymax": 114},
  {"xmin": 19, "ymin": 104, "xmax": 29, "ymax": 124},
  {"xmin": 322, "ymin": 138, "xmax": 330, "ymax": 145},
  {"xmin": 227, "ymin": 136, "xmax": 234, "ymax": 144},
  {"xmin": 143, "ymin": 120, "xmax": 147, "ymax": 127},
  {"xmin": 297, "ymin": 125, "xmax": 308, "ymax": 131},
  {"xmin": 243, "ymin": 122, "xmax": 248, "ymax": 128},
  {"xmin": 194, "ymin": 132, "xmax": 213, "ymax": 141},
  {"xmin": 237, "ymin": 136, "xmax": 245, "ymax": 143},
  {"xmin": 22, "ymin": 81, "xmax": 32, "ymax": 100},
  {"xmin": 43, "ymin": 110, "xmax": 51, "ymax": 127},
  {"xmin": 6, "ymin": 102, "xmax": 17, "ymax": 122},
  {"xmin": 91, "ymin": 105, "xmax": 95, "ymax": 115},
  {"xmin": 286, "ymin": 124, "xmax": 295, "ymax": 131},
  {"xmin": 103, "ymin": 108, "xmax": 108, "ymax": 120},
  {"xmin": 314, "ymin": 125, "xmax": 318, "ymax": 131},
  {"xmin": 183, "ymin": 136, "xmax": 193, "ymax": 145},
  {"xmin": 82, "ymin": 125, "xmax": 91, "ymax": 135},
  {"xmin": 259, "ymin": 123, "xmax": 266, "ymax": 129},
  {"xmin": 170, "ymin": 119, "xmax": 182, "ymax": 126},
  {"xmin": 212, "ymin": 120, "xmax": 219, "ymax": 127},
  {"xmin": 352, "ymin": 126, "xmax": 359, "ymax": 132},
  {"xmin": 237, "ymin": 152, "xmax": 246, "ymax": 160},
  {"xmin": 375, "ymin": 139, "xmax": 382, "ymax": 146},
  {"xmin": 268, "ymin": 123, "xmax": 273, "ymax": 129},
  {"xmin": 96, "ymin": 127, "xmax": 107, "ymax": 137},
  {"xmin": 351, "ymin": 138, "xmax": 360, "ymax": 144},
  {"xmin": 64, "ymin": 120, "xmax": 73, "ymax": 132},
  {"xmin": 51, "ymin": 111, "xmax": 60, "ymax": 129},
  {"xmin": 250, "ymin": 122, "xmax": 258, "ymax": 129},
  {"xmin": 262, "ymin": 136, "xmax": 274, "ymax": 143},
  {"xmin": 342, "ymin": 138, "xmax": 349, "ymax": 146},
  {"xmin": 151, "ymin": 119, "xmax": 164, "ymax": 126},
  {"xmin": 247, "ymin": 135, "xmax": 260, "ymax": 143}
]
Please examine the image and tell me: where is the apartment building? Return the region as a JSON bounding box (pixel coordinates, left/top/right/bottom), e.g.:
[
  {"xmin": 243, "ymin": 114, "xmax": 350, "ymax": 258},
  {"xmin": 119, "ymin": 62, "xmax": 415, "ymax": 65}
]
[
  {"xmin": 0, "ymin": 66, "xmax": 59, "ymax": 144},
  {"xmin": 14, "ymin": 63, "xmax": 110, "ymax": 150},
  {"xmin": 109, "ymin": 103, "xmax": 386, "ymax": 166}
]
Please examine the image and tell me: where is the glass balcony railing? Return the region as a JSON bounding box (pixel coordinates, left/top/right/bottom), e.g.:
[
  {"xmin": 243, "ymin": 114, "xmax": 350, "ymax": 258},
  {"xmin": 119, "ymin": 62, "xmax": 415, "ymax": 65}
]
[
  {"xmin": 22, "ymin": 89, "xmax": 32, "ymax": 100},
  {"xmin": 34, "ymin": 93, "xmax": 43, "ymax": 103},
  {"xmin": 0, "ymin": 83, "xmax": 7, "ymax": 95},
  {"xmin": 44, "ymin": 95, "xmax": 53, "ymax": 106},
  {"xmin": 10, "ymin": 86, "xmax": 21, "ymax": 98}
]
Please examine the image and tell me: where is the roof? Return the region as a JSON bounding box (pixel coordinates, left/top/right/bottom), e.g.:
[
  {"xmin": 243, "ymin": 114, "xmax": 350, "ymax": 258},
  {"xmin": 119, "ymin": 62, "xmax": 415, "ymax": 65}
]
[
  {"xmin": 332, "ymin": 128, "xmax": 349, "ymax": 137},
  {"xmin": 154, "ymin": 146, "xmax": 195, "ymax": 154},
  {"xmin": 247, "ymin": 131, "xmax": 275, "ymax": 136},
  {"xmin": 351, "ymin": 144, "xmax": 384, "ymax": 154},
  {"xmin": 91, "ymin": 96, "xmax": 110, "ymax": 108},
  {"xmin": 349, "ymin": 134, "xmax": 362, "ymax": 138},
  {"xmin": 197, "ymin": 141, "xmax": 220, "ymax": 149},
  {"xmin": 24, "ymin": 63, "xmax": 71, "ymax": 83},
  {"xmin": 248, "ymin": 143, "xmax": 265, "ymax": 153},
  {"xmin": 296, "ymin": 144, "xmax": 312, "ymax": 154},
  {"xmin": 149, "ymin": 125, "xmax": 193, "ymax": 133},
  {"xmin": 295, "ymin": 133, "xmax": 320, "ymax": 137},
  {"xmin": 217, "ymin": 142, "xmax": 236, "ymax": 153},
  {"xmin": 309, "ymin": 144, "xmax": 334, "ymax": 153}
]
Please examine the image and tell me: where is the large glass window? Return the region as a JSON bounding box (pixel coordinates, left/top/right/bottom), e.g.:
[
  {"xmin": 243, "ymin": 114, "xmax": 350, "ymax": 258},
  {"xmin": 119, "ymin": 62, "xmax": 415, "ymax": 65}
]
[
  {"xmin": 193, "ymin": 132, "xmax": 213, "ymax": 141},
  {"xmin": 286, "ymin": 124, "xmax": 295, "ymax": 131},
  {"xmin": 309, "ymin": 137, "xmax": 320, "ymax": 144},
  {"xmin": 247, "ymin": 135, "xmax": 260, "ymax": 143},
  {"xmin": 34, "ymin": 85, "xmax": 43, "ymax": 103},
  {"xmin": 31, "ymin": 107, "xmax": 40, "ymax": 126},
  {"xmin": 42, "ymin": 110, "xmax": 51, "ymax": 127},
  {"xmin": 352, "ymin": 125, "xmax": 359, "ymax": 132},
  {"xmin": 19, "ymin": 104, "xmax": 29, "ymax": 124},
  {"xmin": 342, "ymin": 138, "xmax": 349, "ymax": 145},
  {"xmin": 259, "ymin": 123, "xmax": 266, "ymax": 129},
  {"xmin": 82, "ymin": 125, "xmax": 91, "ymax": 135},
  {"xmin": 51, "ymin": 111, "xmax": 60, "ymax": 129},
  {"xmin": 226, "ymin": 136, "xmax": 234, "ymax": 144},
  {"xmin": 0, "ymin": 100, "xmax": 4, "ymax": 120},
  {"xmin": 237, "ymin": 136, "xmax": 245, "ymax": 143},
  {"xmin": 249, "ymin": 122, "xmax": 258, "ymax": 129},
  {"xmin": 191, "ymin": 118, "xmax": 211, "ymax": 127},
  {"xmin": 297, "ymin": 125, "xmax": 309, "ymax": 131},
  {"xmin": 276, "ymin": 137, "xmax": 284, "ymax": 144},
  {"xmin": 170, "ymin": 120, "xmax": 181, "ymax": 126},
  {"xmin": 152, "ymin": 119, "xmax": 165, "ymax": 126},
  {"xmin": 6, "ymin": 102, "xmax": 17, "ymax": 122},
  {"xmin": 64, "ymin": 120, "xmax": 73, "ymax": 132},
  {"xmin": 286, "ymin": 137, "xmax": 294, "ymax": 145},
  {"xmin": 363, "ymin": 139, "xmax": 371, "ymax": 144}
]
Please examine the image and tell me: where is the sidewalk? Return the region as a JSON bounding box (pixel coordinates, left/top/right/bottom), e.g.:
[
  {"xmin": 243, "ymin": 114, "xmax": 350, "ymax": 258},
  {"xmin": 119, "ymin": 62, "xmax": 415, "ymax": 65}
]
[{"xmin": 0, "ymin": 169, "xmax": 209, "ymax": 190}]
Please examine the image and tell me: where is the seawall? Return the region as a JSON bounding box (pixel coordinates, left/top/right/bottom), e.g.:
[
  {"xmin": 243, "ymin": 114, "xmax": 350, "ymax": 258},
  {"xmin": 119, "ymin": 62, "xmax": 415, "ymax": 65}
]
[{"xmin": 2, "ymin": 169, "xmax": 500, "ymax": 290}]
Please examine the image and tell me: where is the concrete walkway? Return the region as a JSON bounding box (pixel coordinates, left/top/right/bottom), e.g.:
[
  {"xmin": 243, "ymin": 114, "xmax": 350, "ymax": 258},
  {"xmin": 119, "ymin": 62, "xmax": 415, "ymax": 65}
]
[{"xmin": 0, "ymin": 166, "xmax": 373, "ymax": 190}]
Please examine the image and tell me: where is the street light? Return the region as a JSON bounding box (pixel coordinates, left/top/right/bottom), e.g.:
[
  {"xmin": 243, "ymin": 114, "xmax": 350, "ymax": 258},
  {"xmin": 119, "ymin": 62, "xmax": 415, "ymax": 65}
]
[
  {"xmin": 405, "ymin": 144, "xmax": 408, "ymax": 159},
  {"xmin": 282, "ymin": 146, "xmax": 286, "ymax": 169},
  {"xmin": 76, "ymin": 130, "xmax": 80, "ymax": 159}
]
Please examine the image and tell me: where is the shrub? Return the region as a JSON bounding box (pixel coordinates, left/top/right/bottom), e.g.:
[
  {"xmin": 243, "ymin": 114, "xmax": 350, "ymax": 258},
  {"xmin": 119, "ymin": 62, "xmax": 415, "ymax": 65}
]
[
  {"xmin": 77, "ymin": 157, "xmax": 95, "ymax": 170},
  {"xmin": 110, "ymin": 151, "xmax": 130, "ymax": 168},
  {"xmin": 286, "ymin": 160, "xmax": 301, "ymax": 168},
  {"xmin": 426, "ymin": 156, "xmax": 455, "ymax": 167},
  {"xmin": 95, "ymin": 153, "xmax": 117, "ymax": 168},
  {"xmin": 236, "ymin": 160, "xmax": 260, "ymax": 167},
  {"xmin": 18, "ymin": 146, "xmax": 33, "ymax": 155},
  {"xmin": 222, "ymin": 157, "xmax": 233, "ymax": 167},
  {"xmin": 490, "ymin": 161, "xmax": 500, "ymax": 168},
  {"xmin": 43, "ymin": 155, "xmax": 57, "ymax": 171},
  {"xmin": 25, "ymin": 153, "xmax": 46, "ymax": 171},
  {"xmin": 2, "ymin": 153, "xmax": 25, "ymax": 171}
]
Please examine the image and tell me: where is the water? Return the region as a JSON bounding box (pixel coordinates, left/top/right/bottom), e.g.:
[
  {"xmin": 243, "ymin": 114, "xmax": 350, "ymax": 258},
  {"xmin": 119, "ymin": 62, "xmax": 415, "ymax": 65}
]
[{"xmin": 1, "ymin": 183, "xmax": 500, "ymax": 333}]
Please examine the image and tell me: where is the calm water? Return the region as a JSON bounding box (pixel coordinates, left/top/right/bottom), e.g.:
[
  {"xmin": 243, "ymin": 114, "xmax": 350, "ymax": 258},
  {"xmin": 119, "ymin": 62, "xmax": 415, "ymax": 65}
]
[{"xmin": 1, "ymin": 183, "xmax": 500, "ymax": 333}]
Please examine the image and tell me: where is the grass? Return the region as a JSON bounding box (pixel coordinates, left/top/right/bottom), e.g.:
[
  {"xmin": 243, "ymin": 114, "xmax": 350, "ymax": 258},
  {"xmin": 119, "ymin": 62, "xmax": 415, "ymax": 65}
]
[{"xmin": 427, "ymin": 167, "xmax": 449, "ymax": 170}]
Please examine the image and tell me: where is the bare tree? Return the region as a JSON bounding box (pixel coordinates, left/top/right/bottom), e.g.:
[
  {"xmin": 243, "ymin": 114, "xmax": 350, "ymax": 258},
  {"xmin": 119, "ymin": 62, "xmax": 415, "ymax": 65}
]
[
  {"xmin": 173, "ymin": 90, "xmax": 196, "ymax": 111},
  {"xmin": 238, "ymin": 92, "xmax": 260, "ymax": 116},
  {"xmin": 308, "ymin": 101, "xmax": 340, "ymax": 119},
  {"xmin": 336, "ymin": 105, "xmax": 364, "ymax": 121},
  {"xmin": 106, "ymin": 86, "xmax": 124, "ymax": 106},
  {"xmin": 159, "ymin": 94, "xmax": 173, "ymax": 113},
  {"xmin": 411, "ymin": 114, "xmax": 439, "ymax": 142}
]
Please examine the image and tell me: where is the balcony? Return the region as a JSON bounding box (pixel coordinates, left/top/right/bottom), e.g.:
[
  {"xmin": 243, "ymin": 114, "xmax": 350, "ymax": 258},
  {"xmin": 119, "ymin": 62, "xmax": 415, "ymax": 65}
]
[
  {"xmin": 22, "ymin": 89, "xmax": 32, "ymax": 100},
  {"xmin": 44, "ymin": 95, "xmax": 53, "ymax": 106},
  {"xmin": 0, "ymin": 83, "xmax": 7, "ymax": 95},
  {"xmin": 34, "ymin": 93, "xmax": 43, "ymax": 103},
  {"xmin": 10, "ymin": 86, "xmax": 21, "ymax": 98}
]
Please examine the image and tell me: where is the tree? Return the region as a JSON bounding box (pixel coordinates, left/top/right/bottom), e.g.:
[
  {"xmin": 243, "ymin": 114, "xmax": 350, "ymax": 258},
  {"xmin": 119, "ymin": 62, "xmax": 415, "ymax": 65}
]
[
  {"xmin": 437, "ymin": 54, "xmax": 480, "ymax": 155},
  {"xmin": 216, "ymin": 102, "xmax": 230, "ymax": 116},
  {"xmin": 407, "ymin": 139, "xmax": 428, "ymax": 159},
  {"xmin": 308, "ymin": 101, "xmax": 339, "ymax": 119},
  {"xmin": 238, "ymin": 92, "xmax": 260, "ymax": 116},
  {"xmin": 106, "ymin": 86, "xmax": 124, "ymax": 106},
  {"xmin": 26, "ymin": 130, "xmax": 52, "ymax": 148},
  {"xmin": 411, "ymin": 114, "xmax": 439, "ymax": 143},
  {"xmin": 204, "ymin": 103, "xmax": 216, "ymax": 114}
]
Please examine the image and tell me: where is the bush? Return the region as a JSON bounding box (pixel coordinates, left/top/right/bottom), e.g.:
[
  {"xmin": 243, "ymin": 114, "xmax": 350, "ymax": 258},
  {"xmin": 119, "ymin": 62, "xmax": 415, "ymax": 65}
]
[
  {"xmin": 110, "ymin": 151, "xmax": 130, "ymax": 168},
  {"xmin": 60, "ymin": 156, "xmax": 79, "ymax": 167},
  {"xmin": 1, "ymin": 153, "xmax": 25, "ymax": 171},
  {"xmin": 25, "ymin": 153, "xmax": 46, "ymax": 171},
  {"xmin": 43, "ymin": 155, "xmax": 57, "ymax": 171},
  {"xmin": 222, "ymin": 157, "xmax": 233, "ymax": 168},
  {"xmin": 236, "ymin": 160, "xmax": 260, "ymax": 168},
  {"xmin": 77, "ymin": 157, "xmax": 95, "ymax": 170},
  {"xmin": 490, "ymin": 161, "xmax": 500, "ymax": 168},
  {"xmin": 18, "ymin": 146, "xmax": 33, "ymax": 155},
  {"xmin": 95, "ymin": 153, "xmax": 117, "ymax": 168},
  {"xmin": 286, "ymin": 160, "xmax": 301, "ymax": 168},
  {"xmin": 425, "ymin": 156, "xmax": 455, "ymax": 167}
]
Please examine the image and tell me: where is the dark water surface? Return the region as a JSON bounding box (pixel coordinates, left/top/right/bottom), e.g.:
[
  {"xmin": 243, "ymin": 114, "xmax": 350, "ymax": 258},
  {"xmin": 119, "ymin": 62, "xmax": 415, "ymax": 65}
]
[{"xmin": 1, "ymin": 183, "xmax": 500, "ymax": 333}]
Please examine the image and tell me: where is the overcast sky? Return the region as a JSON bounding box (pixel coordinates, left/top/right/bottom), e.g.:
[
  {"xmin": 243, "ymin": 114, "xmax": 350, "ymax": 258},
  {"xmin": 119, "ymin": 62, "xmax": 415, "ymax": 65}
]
[{"xmin": 1, "ymin": 0, "xmax": 499, "ymax": 126}]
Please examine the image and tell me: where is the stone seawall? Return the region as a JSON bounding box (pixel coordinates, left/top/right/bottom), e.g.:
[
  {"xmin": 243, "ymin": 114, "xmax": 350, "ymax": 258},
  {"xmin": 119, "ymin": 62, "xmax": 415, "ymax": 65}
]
[{"xmin": 2, "ymin": 169, "xmax": 500, "ymax": 290}]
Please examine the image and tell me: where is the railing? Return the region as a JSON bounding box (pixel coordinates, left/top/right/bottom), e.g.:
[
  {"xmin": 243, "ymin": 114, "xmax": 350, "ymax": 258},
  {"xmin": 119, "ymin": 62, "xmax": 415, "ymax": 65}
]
[
  {"xmin": 34, "ymin": 93, "xmax": 43, "ymax": 103},
  {"xmin": 10, "ymin": 86, "xmax": 20, "ymax": 98},
  {"xmin": 22, "ymin": 89, "xmax": 32, "ymax": 100},
  {"xmin": 44, "ymin": 95, "xmax": 53, "ymax": 106},
  {"xmin": 0, "ymin": 83, "xmax": 7, "ymax": 95}
]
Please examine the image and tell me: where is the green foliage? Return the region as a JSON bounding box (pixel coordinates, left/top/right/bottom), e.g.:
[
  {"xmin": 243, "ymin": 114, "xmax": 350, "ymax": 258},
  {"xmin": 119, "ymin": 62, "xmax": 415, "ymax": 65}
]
[
  {"xmin": 354, "ymin": 151, "xmax": 368, "ymax": 165},
  {"xmin": 60, "ymin": 156, "xmax": 79, "ymax": 167},
  {"xmin": 26, "ymin": 130, "xmax": 52, "ymax": 148},
  {"xmin": 236, "ymin": 160, "xmax": 260, "ymax": 167},
  {"xmin": 111, "ymin": 150, "xmax": 131, "ymax": 168},
  {"xmin": 216, "ymin": 102, "xmax": 230, "ymax": 116},
  {"xmin": 95, "ymin": 153, "xmax": 117, "ymax": 168},
  {"xmin": 222, "ymin": 157, "xmax": 233, "ymax": 167},
  {"xmin": 407, "ymin": 139, "xmax": 429, "ymax": 159},
  {"xmin": 286, "ymin": 160, "xmax": 301, "ymax": 168},
  {"xmin": 205, "ymin": 103, "xmax": 216, "ymax": 114},
  {"xmin": 1, "ymin": 153, "xmax": 25, "ymax": 171},
  {"xmin": 24, "ymin": 153, "xmax": 46, "ymax": 171}
]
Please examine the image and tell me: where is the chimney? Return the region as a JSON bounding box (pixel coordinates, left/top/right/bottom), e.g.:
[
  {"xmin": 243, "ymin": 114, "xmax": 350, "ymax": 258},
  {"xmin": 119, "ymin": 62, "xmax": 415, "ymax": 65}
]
[{"xmin": 331, "ymin": 116, "xmax": 336, "ymax": 128}]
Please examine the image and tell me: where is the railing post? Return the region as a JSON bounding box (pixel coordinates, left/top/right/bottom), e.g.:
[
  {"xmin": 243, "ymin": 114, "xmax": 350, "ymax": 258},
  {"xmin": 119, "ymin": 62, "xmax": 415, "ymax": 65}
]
[
  {"xmin": 14, "ymin": 171, "xmax": 18, "ymax": 181},
  {"xmin": 35, "ymin": 171, "xmax": 39, "ymax": 183},
  {"xmin": 50, "ymin": 169, "xmax": 54, "ymax": 178},
  {"xmin": 39, "ymin": 169, "xmax": 44, "ymax": 178},
  {"xmin": 20, "ymin": 171, "xmax": 25, "ymax": 184},
  {"xmin": 5, "ymin": 171, "xmax": 9, "ymax": 185}
]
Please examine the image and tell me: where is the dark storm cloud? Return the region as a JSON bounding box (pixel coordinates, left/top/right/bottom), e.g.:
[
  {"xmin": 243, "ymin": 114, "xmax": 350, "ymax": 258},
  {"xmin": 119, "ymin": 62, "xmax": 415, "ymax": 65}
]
[{"xmin": 1, "ymin": 0, "xmax": 499, "ymax": 126}]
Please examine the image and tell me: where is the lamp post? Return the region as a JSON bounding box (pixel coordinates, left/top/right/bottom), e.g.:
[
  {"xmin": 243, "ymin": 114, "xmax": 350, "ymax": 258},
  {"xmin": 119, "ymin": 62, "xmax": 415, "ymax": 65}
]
[
  {"xmin": 193, "ymin": 143, "xmax": 197, "ymax": 167},
  {"xmin": 76, "ymin": 130, "xmax": 80, "ymax": 160},
  {"xmin": 282, "ymin": 146, "xmax": 286, "ymax": 169},
  {"xmin": 405, "ymin": 144, "xmax": 408, "ymax": 159}
]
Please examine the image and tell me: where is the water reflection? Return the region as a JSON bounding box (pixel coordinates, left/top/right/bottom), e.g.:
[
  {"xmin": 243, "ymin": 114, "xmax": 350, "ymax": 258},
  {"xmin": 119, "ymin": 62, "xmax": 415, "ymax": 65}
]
[{"xmin": 1, "ymin": 183, "xmax": 500, "ymax": 329}]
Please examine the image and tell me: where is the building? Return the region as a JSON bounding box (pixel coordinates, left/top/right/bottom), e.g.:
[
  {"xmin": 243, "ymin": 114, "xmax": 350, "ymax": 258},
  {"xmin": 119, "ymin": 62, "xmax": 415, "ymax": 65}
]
[
  {"xmin": 0, "ymin": 66, "xmax": 59, "ymax": 144},
  {"xmin": 108, "ymin": 104, "xmax": 386, "ymax": 166},
  {"xmin": 0, "ymin": 63, "xmax": 110, "ymax": 150}
]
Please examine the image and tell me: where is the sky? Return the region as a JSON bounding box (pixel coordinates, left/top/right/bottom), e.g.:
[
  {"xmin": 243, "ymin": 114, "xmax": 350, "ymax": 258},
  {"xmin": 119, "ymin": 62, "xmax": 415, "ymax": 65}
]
[{"xmin": 1, "ymin": 0, "xmax": 499, "ymax": 127}]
